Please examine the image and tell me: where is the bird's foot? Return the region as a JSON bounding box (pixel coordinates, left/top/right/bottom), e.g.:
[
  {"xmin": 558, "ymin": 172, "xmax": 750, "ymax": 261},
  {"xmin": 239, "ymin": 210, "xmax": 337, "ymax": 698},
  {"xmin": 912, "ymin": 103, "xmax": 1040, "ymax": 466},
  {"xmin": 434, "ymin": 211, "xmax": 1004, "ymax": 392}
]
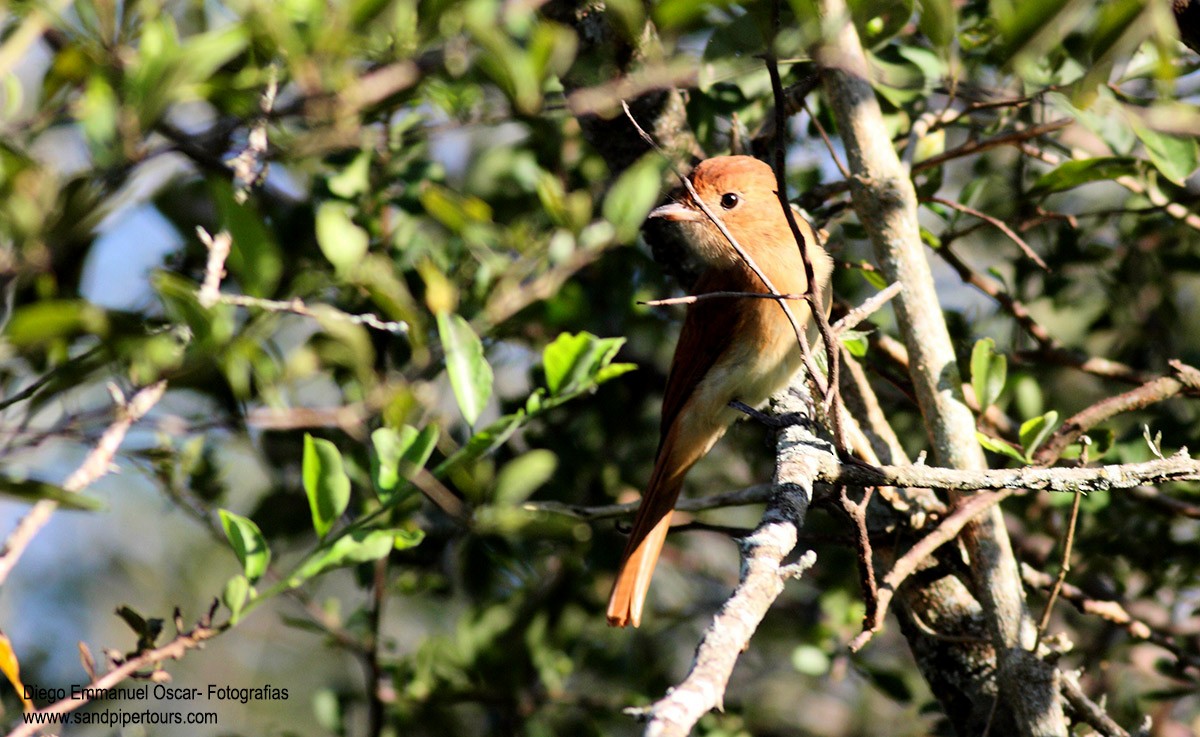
[{"xmin": 729, "ymin": 400, "xmax": 808, "ymax": 429}]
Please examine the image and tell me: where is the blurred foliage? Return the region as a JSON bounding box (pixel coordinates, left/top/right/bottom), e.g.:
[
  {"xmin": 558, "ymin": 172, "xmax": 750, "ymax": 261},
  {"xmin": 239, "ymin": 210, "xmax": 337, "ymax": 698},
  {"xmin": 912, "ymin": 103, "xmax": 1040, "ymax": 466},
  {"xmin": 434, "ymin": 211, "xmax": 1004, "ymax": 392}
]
[{"xmin": 2, "ymin": 0, "xmax": 1200, "ymax": 735}]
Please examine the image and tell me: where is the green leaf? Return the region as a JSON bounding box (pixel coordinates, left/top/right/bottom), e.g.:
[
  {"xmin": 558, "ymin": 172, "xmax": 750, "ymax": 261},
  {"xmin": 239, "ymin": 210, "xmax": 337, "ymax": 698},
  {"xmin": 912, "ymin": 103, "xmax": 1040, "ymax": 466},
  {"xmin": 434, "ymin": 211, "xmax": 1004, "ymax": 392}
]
[
  {"xmin": 493, "ymin": 449, "xmax": 558, "ymax": 506},
  {"xmin": 849, "ymin": 0, "xmax": 914, "ymax": 49},
  {"xmin": 840, "ymin": 330, "xmax": 870, "ymax": 358},
  {"xmin": 1132, "ymin": 122, "xmax": 1199, "ymax": 186},
  {"xmin": 222, "ymin": 574, "xmax": 251, "ymax": 625},
  {"xmin": 791, "ymin": 644, "xmax": 831, "ymax": 676},
  {"xmin": 0, "ymin": 477, "xmax": 103, "ymax": 510},
  {"xmin": 1031, "ymin": 157, "xmax": 1142, "ymax": 195},
  {"xmin": 211, "ymin": 179, "xmax": 282, "ymax": 297},
  {"xmin": 970, "ymin": 338, "xmax": 1007, "ymax": 410},
  {"xmin": 918, "ymin": 0, "xmax": 956, "ymax": 50},
  {"xmin": 1019, "ymin": 411, "xmax": 1060, "ymax": 460},
  {"xmin": 434, "ymin": 411, "xmax": 525, "ymax": 476},
  {"xmin": 371, "ymin": 425, "xmax": 439, "ymax": 501},
  {"xmin": 977, "ymin": 432, "xmax": 1027, "ymax": 463},
  {"xmin": 543, "ymin": 332, "xmax": 626, "ymax": 396},
  {"xmin": 219, "ymin": 509, "xmax": 271, "ymax": 583},
  {"xmin": 288, "ymin": 529, "xmax": 416, "ymax": 586},
  {"xmin": 602, "ymin": 154, "xmax": 668, "ymax": 243},
  {"xmin": 316, "ymin": 201, "xmax": 370, "ymax": 276},
  {"xmin": 437, "ymin": 313, "xmax": 493, "ymax": 426},
  {"xmin": 6, "ymin": 300, "xmax": 110, "ymax": 347},
  {"xmin": 303, "ymin": 434, "xmax": 352, "ymax": 538},
  {"xmin": 327, "ymin": 151, "xmax": 372, "ymax": 199}
]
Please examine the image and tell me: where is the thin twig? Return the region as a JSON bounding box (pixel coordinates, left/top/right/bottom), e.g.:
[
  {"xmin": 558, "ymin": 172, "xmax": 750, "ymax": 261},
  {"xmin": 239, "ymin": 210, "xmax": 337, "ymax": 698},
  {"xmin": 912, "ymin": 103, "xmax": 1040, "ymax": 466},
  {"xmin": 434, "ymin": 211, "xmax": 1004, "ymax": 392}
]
[
  {"xmin": 1034, "ymin": 485, "xmax": 1083, "ymax": 647},
  {"xmin": 640, "ymin": 291, "xmax": 806, "ymax": 307},
  {"xmin": 926, "ymin": 195, "xmax": 1048, "ymax": 271},
  {"xmin": 0, "ymin": 381, "xmax": 167, "ymax": 587},
  {"xmin": 763, "ymin": 37, "xmax": 843, "ymax": 447},
  {"xmin": 848, "ymin": 489, "xmax": 1016, "ymax": 651},
  {"xmin": 831, "ymin": 281, "xmax": 902, "ymax": 334},
  {"xmin": 10, "ymin": 611, "xmax": 223, "ymax": 737},
  {"xmin": 218, "ymin": 294, "xmax": 408, "ymax": 334}
]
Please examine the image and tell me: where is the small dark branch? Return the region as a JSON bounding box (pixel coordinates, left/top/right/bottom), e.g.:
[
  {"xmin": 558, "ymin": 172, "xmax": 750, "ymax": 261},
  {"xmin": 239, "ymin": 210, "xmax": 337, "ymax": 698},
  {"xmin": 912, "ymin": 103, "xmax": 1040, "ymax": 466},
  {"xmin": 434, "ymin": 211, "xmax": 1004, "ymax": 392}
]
[
  {"xmin": 1034, "ymin": 484, "xmax": 1083, "ymax": 647},
  {"xmin": 763, "ymin": 21, "xmax": 843, "ymax": 450},
  {"xmin": 803, "ymin": 99, "xmax": 850, "ymax": 179},
  {"xmin": 1128, "ymin": 485, "xmax": 1200, "ymax": 519},
  {"xmin": 802, "ymin": 119, "xmax": 1072, "ymax": 204},
  {"xmin": 849, "ymin": 489, "xmax": 1015, "ymax": 651},
  {"xmin": 1034, "ymin": 368, "xmax": 1197, "ymax": 465},
  {"xmin": 523, "ymin": 484, "xmax": 776, "ymax": 521},
  {"xmin": 839, "ymin": 485, "xmax": 878, "ymax": 626},
  {"xmin": 1022, "ymin": 563, "xmax": 1200, "ymax": 672},
  {"xmin": 11, "ymin": 616, "xmax": 223, "ymax": 737},
  {"xmin": 914, "ymin": 119, "xmax": 1072, "ymax": 176},
  {"xmin": 1061, "ymin": 673, "xmax": 1132, "ymax": 737},
  {"xmin": 936, "ymin": 242, "xmax": 1148, "ymax": 384},
  {"xmin": 1016, "ymin": 347, "xmax": 1151, "ymax": 386},
  {"xmin": 926, "ymin": 195, "xmax": 1048, "ymax": 271},
  {"xmin": 936, "ymin": 242, "xmax": 1056, "ymax": 348}
]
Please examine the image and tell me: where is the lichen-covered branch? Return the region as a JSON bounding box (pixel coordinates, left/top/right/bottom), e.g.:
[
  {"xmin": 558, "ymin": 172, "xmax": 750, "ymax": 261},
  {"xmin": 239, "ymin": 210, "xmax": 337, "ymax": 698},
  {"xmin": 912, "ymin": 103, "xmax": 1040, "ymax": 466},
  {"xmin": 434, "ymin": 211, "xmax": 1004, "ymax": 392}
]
[
  {"xmin": 638, "ymin": 388, "xmax": 822, "ymax": 737},
  {"xmin": 813, "ymin": 1, "xmax": 1062, "ymax": 733}
]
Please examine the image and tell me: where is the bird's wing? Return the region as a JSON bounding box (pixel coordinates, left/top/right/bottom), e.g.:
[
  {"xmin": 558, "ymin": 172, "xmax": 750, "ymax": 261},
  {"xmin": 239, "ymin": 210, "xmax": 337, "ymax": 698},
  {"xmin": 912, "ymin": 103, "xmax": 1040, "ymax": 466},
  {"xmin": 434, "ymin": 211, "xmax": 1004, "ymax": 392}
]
[{"xmin": 657, "ymin": 267, "xmax": 750, "ymax": 446}]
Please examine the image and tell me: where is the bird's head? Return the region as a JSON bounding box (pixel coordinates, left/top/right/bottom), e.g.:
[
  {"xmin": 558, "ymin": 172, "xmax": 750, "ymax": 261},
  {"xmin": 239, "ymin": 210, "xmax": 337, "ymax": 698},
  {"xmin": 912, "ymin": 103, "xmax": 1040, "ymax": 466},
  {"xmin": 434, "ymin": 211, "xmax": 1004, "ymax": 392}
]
[{"xmin": 647, "ymin": 156, "xmax": 786, "ymax": 269}]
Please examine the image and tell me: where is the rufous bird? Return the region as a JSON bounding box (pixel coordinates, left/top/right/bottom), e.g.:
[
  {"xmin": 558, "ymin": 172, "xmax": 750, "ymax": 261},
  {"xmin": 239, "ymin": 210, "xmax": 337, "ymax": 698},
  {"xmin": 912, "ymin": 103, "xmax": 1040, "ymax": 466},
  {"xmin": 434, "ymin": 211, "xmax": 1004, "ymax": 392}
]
[{"xmin": 607, "ymin": 155, "xmax": 833, "ymax": 628}]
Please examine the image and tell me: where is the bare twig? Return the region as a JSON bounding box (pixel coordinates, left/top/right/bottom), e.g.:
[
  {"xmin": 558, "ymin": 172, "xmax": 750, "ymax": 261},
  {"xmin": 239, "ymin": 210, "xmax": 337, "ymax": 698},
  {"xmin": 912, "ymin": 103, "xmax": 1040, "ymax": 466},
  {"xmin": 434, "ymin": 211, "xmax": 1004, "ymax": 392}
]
[
  {"xmin": 831, "ymin": 282, "xmax": 902, "ymax": 334},
  {"xmin": 840, "ymin": 485, "xmax": 878, "ymax": 627},
  {"xmin": 1022, "ymin": 564, "xmax": 1200, "ymax": 673},
  {"xmin": 1060, "ymin": 673, "xmax": 1132, "ymax": 737},
  {"xmin": 196, "ymin": 228, "xmax": 232, "ymax": 309},
  {"xmin": 926, "ymin": 195, "xmax": 1048, "ymax": 271},
  {"xmin": 1034, "ymin": 484, "xmax": 1083, "ymax": 647},
  {"xmin": 1034, "ymin": 365, "xmax": 1199, "ymax": 465},
  {"xmin": 0, "ymin": 381, "xmax": 167, "ymax": 587},
  {"xmin": 10, "ymin": 610, "xmax": 222, "ymax": 737},
  {"xmin": 218, "ymin": 294, "xmax": 408, "ymax": 334},
  {"xmin": 849, "ymin": 489, "xmax": 1016, "ymax": 651}
]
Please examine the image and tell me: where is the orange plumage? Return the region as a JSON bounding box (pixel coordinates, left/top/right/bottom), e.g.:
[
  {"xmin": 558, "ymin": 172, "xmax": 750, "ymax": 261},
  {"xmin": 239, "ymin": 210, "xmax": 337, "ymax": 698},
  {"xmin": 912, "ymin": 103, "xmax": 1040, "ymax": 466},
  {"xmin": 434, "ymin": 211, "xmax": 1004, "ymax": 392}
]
[{"xmin": 607, "ymin": 156, "xmax": 833, "ymax": 628}]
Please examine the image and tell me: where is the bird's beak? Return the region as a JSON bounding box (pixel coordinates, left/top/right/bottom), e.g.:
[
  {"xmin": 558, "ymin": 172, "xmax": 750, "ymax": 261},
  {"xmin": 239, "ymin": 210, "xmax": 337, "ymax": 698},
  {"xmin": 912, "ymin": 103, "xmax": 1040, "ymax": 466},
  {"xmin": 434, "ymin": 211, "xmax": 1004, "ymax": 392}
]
[{"xmin": 648, "ymin": 202, "xmax": 704, "ymax": 222}]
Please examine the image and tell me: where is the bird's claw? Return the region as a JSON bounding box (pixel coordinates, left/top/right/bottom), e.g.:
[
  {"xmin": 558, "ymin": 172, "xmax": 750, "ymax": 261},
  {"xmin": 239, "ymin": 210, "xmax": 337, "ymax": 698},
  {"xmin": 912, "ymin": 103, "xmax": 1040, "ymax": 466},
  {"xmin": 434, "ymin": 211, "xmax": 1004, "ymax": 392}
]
[{"xmin": 728, "ymin": 400, "xmax": 809, "ymax": 429}]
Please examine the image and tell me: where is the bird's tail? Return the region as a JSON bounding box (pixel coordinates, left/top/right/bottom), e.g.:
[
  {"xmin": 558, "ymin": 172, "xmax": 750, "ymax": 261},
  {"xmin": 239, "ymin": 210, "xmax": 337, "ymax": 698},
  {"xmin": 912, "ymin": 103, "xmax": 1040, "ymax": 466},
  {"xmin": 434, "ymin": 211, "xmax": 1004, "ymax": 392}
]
[{"xmin": 607, "ymin": 420, "xmax": 717, "ymax": 627}]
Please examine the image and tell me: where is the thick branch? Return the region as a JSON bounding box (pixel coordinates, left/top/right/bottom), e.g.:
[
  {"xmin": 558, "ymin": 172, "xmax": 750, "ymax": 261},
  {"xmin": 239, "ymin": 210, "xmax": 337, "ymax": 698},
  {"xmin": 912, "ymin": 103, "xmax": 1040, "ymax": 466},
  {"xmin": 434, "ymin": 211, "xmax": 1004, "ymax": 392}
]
[
  {"xmin": 815, "ymin": 2, "xmax": 1061, "ymax": 733},
  {"xmin": 639, "ymin": 386, "xmax": 822, "ymax": 737}
]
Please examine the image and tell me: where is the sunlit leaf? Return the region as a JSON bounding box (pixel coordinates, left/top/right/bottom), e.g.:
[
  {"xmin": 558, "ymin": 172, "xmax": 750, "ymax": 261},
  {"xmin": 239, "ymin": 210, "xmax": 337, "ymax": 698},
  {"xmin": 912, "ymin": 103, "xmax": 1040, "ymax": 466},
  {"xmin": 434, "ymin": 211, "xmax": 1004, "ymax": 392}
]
[
  {"xmin": 303, "ymin": 434, "xmax": 352, "ymax": 538},
  {"xmin": 219, "ymin": 509, "xmax": 271, "ymax": 583},
  {"xmin": 602, "ymin": 154, "xmax": 668, "ymax": 243},
  {"xmin": 316, "ymin": 201, "xmax": 370, "ymax": 276},
  {"xmin": 437, "ymin": 313, "xmax": 493, "ymax": 426},
  {"xmin": 1030, "ymin": 157, "xmax": 1142, "ymax": 195},
  {"xmin": 970, "ymin": 338, "xmax": 1007, "ymax": 410},
  {"xmin": 493, "ymin": 449, "xmax": 558, "ymax": 506}
]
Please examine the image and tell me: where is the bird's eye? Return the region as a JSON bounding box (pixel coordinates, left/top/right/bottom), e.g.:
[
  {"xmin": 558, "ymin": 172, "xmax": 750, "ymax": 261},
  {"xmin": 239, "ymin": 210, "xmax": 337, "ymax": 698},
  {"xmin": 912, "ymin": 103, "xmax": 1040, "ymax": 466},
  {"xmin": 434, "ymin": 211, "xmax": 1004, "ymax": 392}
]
[{"xmin": 720, "ymin": 193, "xmax": 740, "ymax": 210}]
